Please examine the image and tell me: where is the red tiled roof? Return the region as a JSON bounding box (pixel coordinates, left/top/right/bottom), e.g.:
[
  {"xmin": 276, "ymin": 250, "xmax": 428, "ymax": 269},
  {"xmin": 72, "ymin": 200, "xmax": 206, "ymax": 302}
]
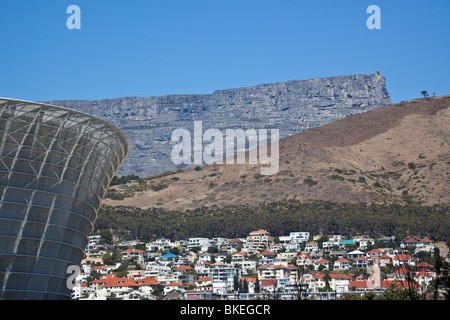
[
  {"xmin": 394, "ymin": 267, "xmax": 410, "ymax": 274},
  {"xmin": 91, "ymin": 266, "xmax": 106, "ymax": 270},
  {"xmin": 250, "ymin": 229, "xmax": 270, "ymax": 235},
  {"xmin": 353, "ymin": 257, "xmax": 368, "ymax": 261},
  {"xmin": 166, "ymin": 282, "xmax": 184, "ymax": 287},
  {"xmin": 259, "ymin": 279, "xmax": 277, "ymax": 287},
  {"xmin": 393, "ymin": 254, "xmax": 411, "ymax": 260},
  {"xmin": 90, "ymin": 276, "xmax": 129, "ymax": 284},
  {"xmin": 173, "ymin": 265, "xmax": 194, "ymax": 270},
  {"xmin": 102, "ymin": 280, "xmax": 140, "ymax": 288},
  {"xmin": 241, "ymin": 277, "xmax": 257, "ymax": 282},
  {"xmin": 122, "ymin": 248, "xmax": 145, "ymax": 253},
  {"xmin": 315, "ymin": 259, "xmax": 330, "ymax": 263},
  {"xmin": 197, "ymin": 277, "xmax": 212, "ymax": 282},
  {"xmin": 416, "ymin": 262, "xmax": 433, "ymax": 267},
  {"xmin": 137, "ymin": 277, "xmax": 160, "ymax": 286},
  {"xmin": 350, "ymin": 280, "xmax": 406, "ymax": 289},
  {"xmin": 335, "ymin": 258, "xmax": 350, "ymax": 262},
  {"xmin": 259, "ymin": 250, "xmax": 276, "ymax": 256}
]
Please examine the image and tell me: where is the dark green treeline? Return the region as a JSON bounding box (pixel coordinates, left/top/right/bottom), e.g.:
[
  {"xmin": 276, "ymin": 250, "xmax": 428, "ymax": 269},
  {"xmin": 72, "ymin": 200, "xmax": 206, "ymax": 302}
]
[{"xmin": 95, "ymin": 200, "xmax": 449, "ymax": 243}]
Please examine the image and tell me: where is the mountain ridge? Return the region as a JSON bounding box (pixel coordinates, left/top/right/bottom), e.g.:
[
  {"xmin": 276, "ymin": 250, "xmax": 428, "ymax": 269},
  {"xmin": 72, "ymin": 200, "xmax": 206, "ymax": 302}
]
[{"xmin": 47, "ymin": 72, "xmax": 391, "ymax": 177}]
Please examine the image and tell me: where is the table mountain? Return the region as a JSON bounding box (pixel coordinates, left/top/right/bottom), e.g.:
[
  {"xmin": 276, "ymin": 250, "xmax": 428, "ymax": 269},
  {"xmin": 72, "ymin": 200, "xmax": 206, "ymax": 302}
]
[{"xmin": 47, "ymin": 72, "xmax": 391, "ymax": 177}]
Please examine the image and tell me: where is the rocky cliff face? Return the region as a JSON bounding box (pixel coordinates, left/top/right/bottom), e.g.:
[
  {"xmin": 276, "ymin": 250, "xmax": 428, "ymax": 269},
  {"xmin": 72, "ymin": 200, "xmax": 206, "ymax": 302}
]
[{"xmin": 47, "ymin": 72, "xmax": 391, "ymax": 177}]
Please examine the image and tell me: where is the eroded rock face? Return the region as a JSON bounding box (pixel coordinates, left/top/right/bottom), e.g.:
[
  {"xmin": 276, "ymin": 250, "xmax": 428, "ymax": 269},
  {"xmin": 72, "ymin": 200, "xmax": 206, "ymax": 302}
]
[{"xmin": 48, "ymin": 72, "xmax": 391, "ymax": 177}]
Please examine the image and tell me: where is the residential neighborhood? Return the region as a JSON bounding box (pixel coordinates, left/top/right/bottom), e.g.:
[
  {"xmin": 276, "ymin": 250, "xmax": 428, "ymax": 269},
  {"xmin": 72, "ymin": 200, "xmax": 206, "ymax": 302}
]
[{"xmin": 72, "ymin": 230, "xmax": 449, "ymax": 300}]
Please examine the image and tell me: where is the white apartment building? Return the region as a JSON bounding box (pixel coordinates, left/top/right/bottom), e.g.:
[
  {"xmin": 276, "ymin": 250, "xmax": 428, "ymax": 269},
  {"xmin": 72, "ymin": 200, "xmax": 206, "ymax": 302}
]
[
  {"xmin": 188, "ymin": 237, "xmax": 211, "ymax": 251},
  {"xmin": 146, "ymin": 239, "xmax": 175, "ymax": 252}
]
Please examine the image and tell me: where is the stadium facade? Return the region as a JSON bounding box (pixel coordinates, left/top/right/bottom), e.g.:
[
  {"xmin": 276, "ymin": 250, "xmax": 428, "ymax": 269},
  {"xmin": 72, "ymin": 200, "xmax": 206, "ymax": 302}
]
[{"xmin": 0, "ymin": 98, "xmax": 129, "ymax": 299}]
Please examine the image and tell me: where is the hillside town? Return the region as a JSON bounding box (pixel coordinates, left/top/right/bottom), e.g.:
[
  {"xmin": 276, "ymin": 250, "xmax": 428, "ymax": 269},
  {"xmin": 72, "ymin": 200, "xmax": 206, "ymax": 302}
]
[{"xmin": 71, "ymin": 230, "xmax": 449, "ymax": 300}]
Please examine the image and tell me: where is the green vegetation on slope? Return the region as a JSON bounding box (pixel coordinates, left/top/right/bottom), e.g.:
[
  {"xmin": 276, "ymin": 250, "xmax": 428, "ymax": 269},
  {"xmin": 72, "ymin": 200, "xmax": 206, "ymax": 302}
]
[{"xmin": 95, "ymin": 200, "xmax": 449, "ymax": 243}]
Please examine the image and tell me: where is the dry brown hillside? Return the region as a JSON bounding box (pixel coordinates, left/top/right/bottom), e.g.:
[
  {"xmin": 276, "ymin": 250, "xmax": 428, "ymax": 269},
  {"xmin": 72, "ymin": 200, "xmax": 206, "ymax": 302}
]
[{"xmin": 104, "ymin": 95, "xmax": 450, "ymax": 210}]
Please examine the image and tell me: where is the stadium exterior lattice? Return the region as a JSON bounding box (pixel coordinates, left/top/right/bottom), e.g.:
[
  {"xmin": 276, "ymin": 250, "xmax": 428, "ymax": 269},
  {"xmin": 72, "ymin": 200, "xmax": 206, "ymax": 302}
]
[{"xmin": 0, "ymin": 98, "xmax": 129, "ymax": 299}]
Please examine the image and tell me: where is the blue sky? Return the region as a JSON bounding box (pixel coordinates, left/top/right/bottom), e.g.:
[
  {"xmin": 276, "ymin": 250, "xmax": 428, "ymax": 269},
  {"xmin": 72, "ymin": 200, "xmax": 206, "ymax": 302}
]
[{"xmin": 0, "ymin": 0, "xmax": 449, "ymax": 103}]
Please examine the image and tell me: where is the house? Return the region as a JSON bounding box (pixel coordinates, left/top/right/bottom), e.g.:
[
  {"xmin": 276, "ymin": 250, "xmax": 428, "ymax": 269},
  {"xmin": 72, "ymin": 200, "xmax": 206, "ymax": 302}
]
[
  {"xmin": 392, "ymin": 267, "xmax": 411, "ymax": 280},
  {"xmin": 197, "ymin": 252, "xmax": 213, "ymax": 263},
  {"xmin": 270, "ymin": 243, "xmax": 284, "ymax": 252},
  {"xmin": 334, "ymin": 258, "xmax": 351, "ymax": 270},
  {"xmin": 354, "ymin": 237, "xmax": 375, "ymax": 249},
  {"xmin": 185, "ymin": 288, "xmax": 216, "ymax": 300},
  {"xmin": 352, "ymin": 257, "xmax": 369, "ymax": 269},
  {"xmin": 379, "ymin": 254, "xmax": 392, "ymax": 267},
  {"xmin": 400, "ymin": 236, "xmax": 433, "ymax": 250},
  {"xmin": 71, "ymin": 283, "xmax": 95, "ymax": 299},
  {"xmin": 245, "ymin": 229, "xmax": 273, "ymax": 254},
  {"xmin": 136, "ymin": 277, "xmax": 160, "ymax": 295},
  {"xmin": 91, "ymin": 266, "xmax": 109, "ymax": 275},
  {"xmin": 393, "ymin": 254, "xmax": 415, "ymax": 267},
  {"xmin": 164, "ymin": 282, "xmax": 185, "ymax": 295},
  {"xmin": 173, "ymin": 265, "xmax": 195, "ymax": 275},
  {"xmin": 231, "ymin": 253, "xmax": 257, "ymax": 275},
  {"xmin": 259, "ymin": 279, "xmax": 278, "ymax": 293},
  {"xmin": 121, "ymin": 248, "xmax": 146, "ymax": 261},
  {"xmin": 196, "ymin": 277, "xmax": 213, "ymax": 287},
  {"xmin": 339, "ymin": 239, "xmax": 354, "ymax": 249},
  {"xmin": 273, "ymin": 264, "xmax": 290, "ymax": 283},
  {"xmin": 188, "ymin": 237, "xmax": 210, "ymax": 251},
  {"xmin": 258, "ymin": 250, "xmax": 277, "ymax": 265},
  {"xmin": 101, "ymin": 279, "xmax": 141, "ymax": 298},
  {"xmin": 322, "ymin": 239, "xmax": 339, "ymax": 252},
  {"xmin": 159, "ymin": 252, "xmax": 177, "ymax": 263},
  {"xmin": 304, "ymin": 241, "xmax": 318, "ymax": 253},
  {"xmin": 275, "ymin": 251, "xmax": 297, "ymax": 264},
  {"xmin": 285, "ymin": 232, "xmax": 310, "ymax": 251},
  {"xmin": 241, "ymin": 277, "xmax": 258, "ymax": 294},
  {"xmin": 329, "ymin": 274, "xmax": 351, "ymax": 293},
  {"xmin": 313, "ymin": 274, "xmax": 327, "ymax": 289},
  {"xmin": 347, "ymin": 250, "xmax": 365, "ymax": 259},
  {"xmin": 415, "ymin": 269, "xmax": 434, "ymax": 289},
  {"xmin": 366, "ymin": 249, "xmax": 382, "ymax": 259},
  {"xmin": 146, "ymin": 239, "xmax": 174, "ymax": 252},
  {"xmin": 127, "ymin": 269, "xmax": 146, "ymax": 279},
  {"xmin": 296, "ymin": 253, "xmax": 314, "ymax": 268},
  {"xmin": 162, "ymin": 290, "xmax": 184, "ymax": 300},
  {"xmin": 329, "ymin": 250, "xmax": 347, "ymax": 259},
  {"xmin": 313, "ymin": 259, "xmax": 331, "ymax": 271},
  {"xmin": 257, "ymin": 265, "xmax": 276, "ymax": 280},
  {"xmin": 221, "ymin": 238, "xmax": 244, "ymax": 253},
  {"xmin": 231, "ymin": 252, "xmax": 248, "ymax": 263},
  {"xmin": 209, "ymin": 262, "xmax": 241, "ymax": 291}
]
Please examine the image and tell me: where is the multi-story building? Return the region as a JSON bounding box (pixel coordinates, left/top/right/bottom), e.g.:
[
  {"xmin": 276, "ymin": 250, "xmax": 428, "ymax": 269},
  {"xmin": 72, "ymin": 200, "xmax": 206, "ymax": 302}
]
[
  {"xmin": 188, "ymin": 237, "xmax": 210, "ymax": 251},
  {"xmin": 244, "ymin": 229, "xmax": 273, "ymax": 254}
]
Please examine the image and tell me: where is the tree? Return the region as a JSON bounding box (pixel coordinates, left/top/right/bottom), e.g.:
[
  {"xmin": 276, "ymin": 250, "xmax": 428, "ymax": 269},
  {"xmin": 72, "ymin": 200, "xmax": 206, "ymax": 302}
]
[
  {"xmin": 102, "ymin": 252, "xmax": 121, "ymax": 265},
  {"xmin": 254, "ymin": 279, "xmax": 261, "ymax": 293},
  {"xmin": 242, "ymin": 279, "xmax": 249, "ymax": 293},
  {"xmin": 233, "ymin": 275, "xmax": 240, "ymax": 292},
  {"xmin": 421, "ymin": 90, "xmax": 428, "ymax": 98},
  {"xmin": 99, "ymin": 229, "xmax": 113, "ymax": 245}
]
